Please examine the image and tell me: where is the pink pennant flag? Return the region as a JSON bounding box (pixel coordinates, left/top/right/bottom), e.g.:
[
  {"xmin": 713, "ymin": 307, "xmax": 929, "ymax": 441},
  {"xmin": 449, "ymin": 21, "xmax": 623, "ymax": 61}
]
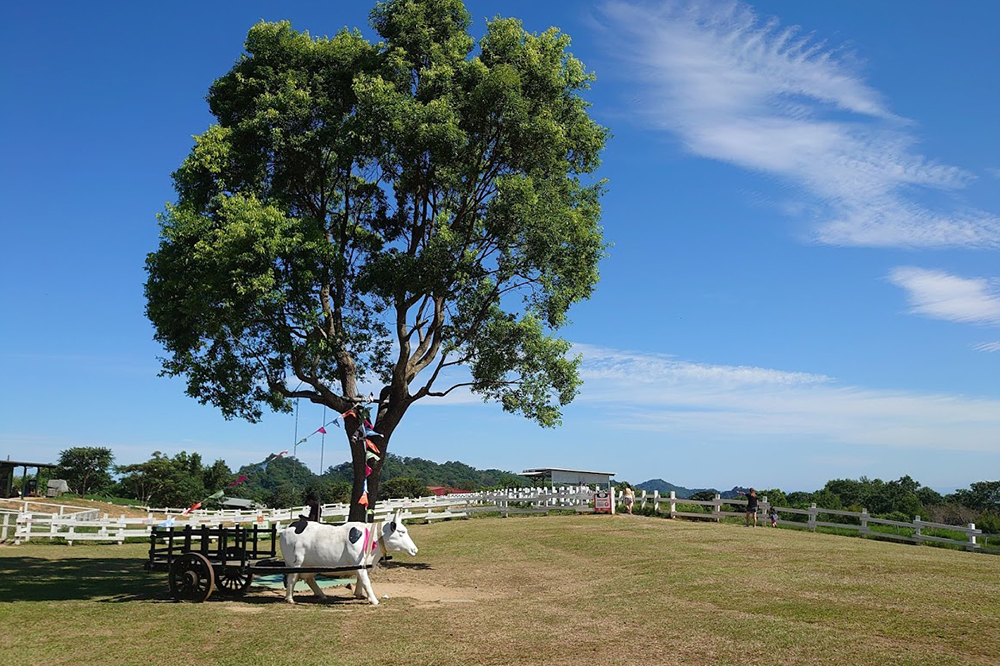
[
  {"xmin": 317, "ymin": 427, "xmax": 327, "ymax": 434},
  {"xmin": 365, "ymin": 419, "xmax": 373, "ymax": 429},
  {"xmin": 365, "ymin": 465, "xmax": 372, "ymax": 477},
  {"xmin": 229, "ymin": 474, "xmax": 248, "ymax": 486},
  {"xmin": 276, "ymin": 451, "xmax": 288, "ymax": 457}
]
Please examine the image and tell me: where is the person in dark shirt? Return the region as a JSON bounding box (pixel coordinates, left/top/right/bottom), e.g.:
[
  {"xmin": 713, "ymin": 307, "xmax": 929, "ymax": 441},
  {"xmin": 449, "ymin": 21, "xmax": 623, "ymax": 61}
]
[
  {"xmin": 738, "ymin": 488, "xmax": 759, "ymax": 527},
  {"xmin": 300, "ymin": 496, "xmax": 321, "ymax": 523}
]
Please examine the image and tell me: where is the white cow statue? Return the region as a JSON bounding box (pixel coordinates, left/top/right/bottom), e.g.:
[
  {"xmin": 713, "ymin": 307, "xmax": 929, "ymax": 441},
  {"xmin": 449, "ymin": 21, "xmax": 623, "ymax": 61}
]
[{"xmin": 279, "ymin": 509, "xmax": 418, "ymax": 605}]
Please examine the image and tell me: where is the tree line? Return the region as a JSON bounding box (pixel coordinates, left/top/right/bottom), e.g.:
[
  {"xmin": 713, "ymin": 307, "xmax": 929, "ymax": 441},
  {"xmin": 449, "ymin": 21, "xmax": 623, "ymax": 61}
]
[{"xmin": 37, "ymin": 446, "xmax": 529, "ymax": 509}]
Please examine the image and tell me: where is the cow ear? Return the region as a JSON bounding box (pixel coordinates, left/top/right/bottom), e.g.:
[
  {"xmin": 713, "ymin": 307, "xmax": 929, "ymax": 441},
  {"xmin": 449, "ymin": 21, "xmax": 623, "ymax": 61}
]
[{"xmin": 389, "ymin": 521, "xmax": 397, "ymax": 533}]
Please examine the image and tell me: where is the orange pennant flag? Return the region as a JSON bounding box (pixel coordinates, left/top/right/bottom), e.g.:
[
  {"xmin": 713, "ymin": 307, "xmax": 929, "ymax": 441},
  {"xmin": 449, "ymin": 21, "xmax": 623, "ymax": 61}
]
[
  {"xmin": 358, "ymin": 492, "xmax": 369, "ymax": 507},
  {"xmin": 340, "ymin": 409, "xmax": 355, "ymax": 419},
  {"xmin": 365, "ymin": 439, "xmax": 380, "ymax": 453}
]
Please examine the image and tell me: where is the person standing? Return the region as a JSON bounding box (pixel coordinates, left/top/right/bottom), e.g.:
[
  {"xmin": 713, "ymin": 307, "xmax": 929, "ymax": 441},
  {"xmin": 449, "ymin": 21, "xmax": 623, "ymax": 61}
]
[
  {"xmin": 738, "ymin": 488, "xmax": 758, "ymax": 527},
  {"xmin": 622, "ymin": 485, "xmax": 635, "ymax": 515}
]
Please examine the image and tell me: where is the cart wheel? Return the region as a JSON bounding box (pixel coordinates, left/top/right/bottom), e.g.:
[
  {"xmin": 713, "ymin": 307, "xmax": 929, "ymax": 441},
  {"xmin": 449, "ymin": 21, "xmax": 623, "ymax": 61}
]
[
  {"xmin": 216, "ymin": 547, "xmax": 253, "ymax": 596},
  {"xmin": 169, "ymin": 552, "xmax": 215, "ymax": 602}
]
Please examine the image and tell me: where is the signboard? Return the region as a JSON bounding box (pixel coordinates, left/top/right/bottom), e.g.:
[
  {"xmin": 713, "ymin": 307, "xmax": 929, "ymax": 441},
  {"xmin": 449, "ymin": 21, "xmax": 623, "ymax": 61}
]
[{"xmin": 594, "ymin": 491, "xmax": 613, "ymax": 514}]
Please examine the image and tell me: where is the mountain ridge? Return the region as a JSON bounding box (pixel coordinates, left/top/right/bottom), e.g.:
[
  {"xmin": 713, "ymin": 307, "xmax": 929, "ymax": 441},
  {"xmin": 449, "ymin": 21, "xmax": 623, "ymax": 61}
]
[{"xmin": 635, "ymin": 478, "xmax": 746, "ymax": 500}]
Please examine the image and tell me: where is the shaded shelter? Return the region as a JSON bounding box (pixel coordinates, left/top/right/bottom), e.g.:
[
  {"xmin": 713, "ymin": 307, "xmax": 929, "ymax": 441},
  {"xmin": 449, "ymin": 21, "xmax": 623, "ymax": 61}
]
[
  {"xmin": 522, "ymin": 467, "xmax": 616, "ymax": 489},
  {"xmin": 0, "ymin": 459, "xmax": 58, "ymax": 498}
]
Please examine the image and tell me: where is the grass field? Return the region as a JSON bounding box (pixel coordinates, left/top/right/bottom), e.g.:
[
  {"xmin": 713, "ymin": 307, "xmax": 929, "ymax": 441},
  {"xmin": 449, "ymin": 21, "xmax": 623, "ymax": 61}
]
[{"xmin": 2, "ymin": 514, "xmax": 998, "ymax": 666}]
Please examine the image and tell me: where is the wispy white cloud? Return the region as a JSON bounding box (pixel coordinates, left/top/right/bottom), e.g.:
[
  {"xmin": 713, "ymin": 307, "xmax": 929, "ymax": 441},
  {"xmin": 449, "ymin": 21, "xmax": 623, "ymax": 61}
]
[
  {"xmin": 888, "ymin": 267, "xmax": 1000, "ymax": 324},
  {"xmin": 574, "ymin": 343, "xmax": 827, "ymax": 386},
  {"xmin": 973, "ymin": 341, "xmax": 1000, "ymax": 353},
  {"xmin": 598, "ymin": 0, "xmax": 1000, "ymax": 248},
  {"xmin": 572, "ymin": 343, "xmax": 1000, "ymax": 453}
]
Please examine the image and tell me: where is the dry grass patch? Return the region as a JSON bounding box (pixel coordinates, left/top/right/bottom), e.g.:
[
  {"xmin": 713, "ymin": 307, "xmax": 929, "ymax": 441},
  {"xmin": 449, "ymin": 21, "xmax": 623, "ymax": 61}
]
[{"xmin": 1, "ymin": 514, "xmax": 998, "ymax": 666}]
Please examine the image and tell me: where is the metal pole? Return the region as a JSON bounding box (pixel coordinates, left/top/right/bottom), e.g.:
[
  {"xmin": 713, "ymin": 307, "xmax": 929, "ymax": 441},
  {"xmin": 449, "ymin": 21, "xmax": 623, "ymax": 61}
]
[
  {"xmin": 319, "ymin": 405, "xmax": 326, "ymax": 475},
  {"xmin": 292, "ymin": 398, "xmax": 299, "ymax": 492}
]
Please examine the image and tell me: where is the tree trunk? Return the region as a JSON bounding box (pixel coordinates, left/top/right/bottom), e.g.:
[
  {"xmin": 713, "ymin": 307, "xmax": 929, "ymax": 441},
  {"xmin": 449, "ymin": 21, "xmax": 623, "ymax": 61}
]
[
  {"xmin": 346, "ymin": 415, "xmax": 393, "ymax": 522},
  {"xmin": 346, "ymin": 391, "xmax": 404, "ymax": 522}
]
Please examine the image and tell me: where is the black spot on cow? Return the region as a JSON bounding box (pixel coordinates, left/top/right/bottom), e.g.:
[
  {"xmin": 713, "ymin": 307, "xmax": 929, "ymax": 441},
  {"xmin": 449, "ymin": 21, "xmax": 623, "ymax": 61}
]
[{"xmin": 349, "ymin": 527, "xmax": 363, "ymax": 544}]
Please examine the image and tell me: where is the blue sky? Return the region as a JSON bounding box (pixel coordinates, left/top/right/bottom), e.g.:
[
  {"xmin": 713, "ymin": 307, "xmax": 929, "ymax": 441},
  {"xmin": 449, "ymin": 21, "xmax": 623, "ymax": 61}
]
[{"xmin": 2, "ymin": 0, "xmax": 998, "ymax": 493}]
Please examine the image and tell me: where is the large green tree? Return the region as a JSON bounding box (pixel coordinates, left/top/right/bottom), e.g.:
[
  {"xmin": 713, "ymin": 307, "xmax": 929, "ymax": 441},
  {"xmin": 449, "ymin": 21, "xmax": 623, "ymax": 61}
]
[
  {"xmin": 145, "ymin": 0, "xmax": 608, "ymax": 521},
  {"xmin": 56, "ymin": 446, "xmax": 114, "ymax": 497},
  {"xmin": 116, "ymin": 451, "xmax": 215, "ymax": 507}
]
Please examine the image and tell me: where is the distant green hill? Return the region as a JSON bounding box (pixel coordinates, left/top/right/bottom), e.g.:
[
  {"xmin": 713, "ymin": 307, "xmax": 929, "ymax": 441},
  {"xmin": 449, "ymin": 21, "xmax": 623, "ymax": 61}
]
[
  {"xmin": 635, "ymin": 479, "xmax": 747, "ymax": 500},
  {"xmin": 223, "ymin": 453, "xmax": 528, "ymax": 507},
  {"xmin": 324, "ymin": 454, "xmax": 529, "ymax": 490},
  {"xmin": 635, "ymin": 479, "xmax": 707, "ymax": 499}
]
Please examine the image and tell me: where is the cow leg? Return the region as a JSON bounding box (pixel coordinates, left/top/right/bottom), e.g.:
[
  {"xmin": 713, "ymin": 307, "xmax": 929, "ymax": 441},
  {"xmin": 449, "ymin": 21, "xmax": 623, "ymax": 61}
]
[
  {"xmin": 284, "ymin": 572, "xmax": 298, "ymax": 604},
  {"xmin": 355, "ymin": 568, "xmax": 379, "ymax": 605},
  {"xmin": 352, "ymin": 572, "xmax": 366, "ymax": 598},
  {"xmin": 302, "ymin": 574, "xmax": 327, "ymax": 601}
]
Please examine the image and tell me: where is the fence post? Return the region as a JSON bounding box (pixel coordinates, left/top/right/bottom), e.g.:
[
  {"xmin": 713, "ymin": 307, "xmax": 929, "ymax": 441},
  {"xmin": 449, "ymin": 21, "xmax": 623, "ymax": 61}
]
[
  {"xmin": 968, "ymin": 523, "xmax": 979, "ymax": 551},
  {"xmin": 808, "ymin": 503, "xmax": 817, "ymax": 532},
  {"xmin": 1, "ymin": 512, "xmax": 8, "ymax": 541},
  {"xmin": 653, "ymin": 490, "xmax": 660, "ymax": 514},
  {"xmin": 669, "ymin": 491, "xmax": 676, "ymax": 518},
  {"xmin": 860, "ymin": 509, "xmax": 869, "ymax": 537},
  {"xmin": 914, "ymin": 515, "xmax": 923, "ymax": 545},
  {"xmin": 713, "ymin": 494, "xmax": 722, "ymax": 522}
]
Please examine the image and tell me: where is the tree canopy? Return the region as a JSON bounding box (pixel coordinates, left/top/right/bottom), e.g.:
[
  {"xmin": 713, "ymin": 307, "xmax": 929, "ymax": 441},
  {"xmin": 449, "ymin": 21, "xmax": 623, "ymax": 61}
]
[
  {"xmin": 56, "ymin": 447, "xmax": 114, "ymax": 496},
  {"xmin": 145, "ymin": 0, "xmax": 608, "ymax": 519}
]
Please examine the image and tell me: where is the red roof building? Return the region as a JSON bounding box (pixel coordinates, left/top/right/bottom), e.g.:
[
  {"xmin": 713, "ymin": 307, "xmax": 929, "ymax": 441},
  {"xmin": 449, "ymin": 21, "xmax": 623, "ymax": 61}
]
[{"xmin": 427, "ymin": 486, "xmax": 472, "ymax": 496}]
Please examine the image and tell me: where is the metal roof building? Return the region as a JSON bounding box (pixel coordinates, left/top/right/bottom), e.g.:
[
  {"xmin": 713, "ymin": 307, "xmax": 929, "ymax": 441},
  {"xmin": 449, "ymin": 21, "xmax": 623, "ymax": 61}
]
[{"xmin": 522, "ymin": 467, "xmax": 616, "ymax": 488}]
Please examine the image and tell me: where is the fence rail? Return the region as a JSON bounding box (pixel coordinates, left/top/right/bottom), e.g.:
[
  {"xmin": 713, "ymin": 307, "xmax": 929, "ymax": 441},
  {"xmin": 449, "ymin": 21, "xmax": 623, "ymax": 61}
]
[
  {"xmin": 2, "ymin": 486, "xmax": 597, "ymax": 545},
  {"xmin": 633, "ymin": 489, "xmax": 989, "ymax": 552},
  {"xmin": 3, "ymin": 487, "xmax": 996, "ymax": 555}
]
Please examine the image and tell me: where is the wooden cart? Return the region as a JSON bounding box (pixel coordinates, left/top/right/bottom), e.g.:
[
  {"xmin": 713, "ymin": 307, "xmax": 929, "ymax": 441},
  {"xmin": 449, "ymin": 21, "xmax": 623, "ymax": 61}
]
[{"xmin": 145, "ymin": 524, "xmax": 371, "ymax": 602}]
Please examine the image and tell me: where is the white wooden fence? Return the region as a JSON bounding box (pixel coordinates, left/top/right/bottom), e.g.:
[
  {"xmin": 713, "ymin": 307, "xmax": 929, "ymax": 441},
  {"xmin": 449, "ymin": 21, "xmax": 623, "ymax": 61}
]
[
  {"xmin": 631, "ymin": 490, "xmax": 995, "ymax": 553},
  {"xmin": 2, "ymin": 486, "xmax": 595, "ymax": 545},
  {"xmin": 3, "ymin": 487, "xmax": 997, "ymax": 555}
]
